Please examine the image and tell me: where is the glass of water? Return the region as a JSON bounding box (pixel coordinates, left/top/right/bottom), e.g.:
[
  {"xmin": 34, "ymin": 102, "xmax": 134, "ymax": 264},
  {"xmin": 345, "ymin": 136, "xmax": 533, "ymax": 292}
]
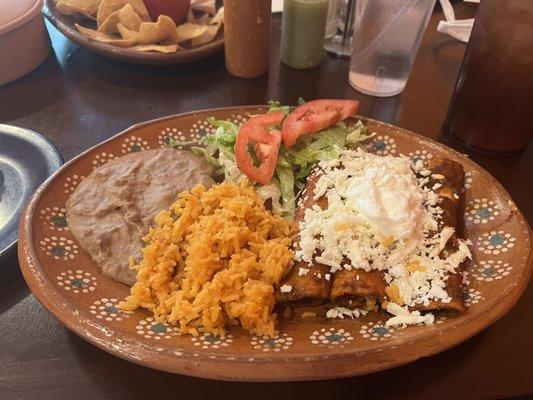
[{"xmin": 349, "ymin": 0, "xmax": 436, "ymax": 97}]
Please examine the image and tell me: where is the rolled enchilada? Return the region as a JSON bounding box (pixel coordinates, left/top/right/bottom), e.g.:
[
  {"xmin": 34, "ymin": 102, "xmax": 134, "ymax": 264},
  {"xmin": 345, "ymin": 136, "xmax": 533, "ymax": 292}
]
[
  {"xmin": 276, "ymin": 150, "xmax": 471, "ymax": 322},
  {"xmin": 409, "ymin": 157, "xmax": 466, "ymax": 313},
  {"xmin": 276, "ymin": 170, "xmax": 332, "ymax": 304}
]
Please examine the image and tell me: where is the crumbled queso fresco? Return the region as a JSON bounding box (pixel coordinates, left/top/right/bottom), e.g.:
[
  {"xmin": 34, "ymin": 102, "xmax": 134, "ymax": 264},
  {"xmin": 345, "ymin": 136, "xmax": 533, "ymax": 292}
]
[{"xmin": 296, "ymin": 149, "xmax": 472, "ymax": 327}]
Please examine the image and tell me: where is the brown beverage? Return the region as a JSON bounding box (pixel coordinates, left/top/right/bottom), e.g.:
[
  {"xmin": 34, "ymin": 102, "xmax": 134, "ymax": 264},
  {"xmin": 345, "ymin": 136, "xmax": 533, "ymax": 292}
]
[
  {"xmin": 443, "ymin": 0, "xmax": 533, "ymax": 154},
  {"xmin": 223, "ymin": 0, "xmax": 271, "ymax": 78}
]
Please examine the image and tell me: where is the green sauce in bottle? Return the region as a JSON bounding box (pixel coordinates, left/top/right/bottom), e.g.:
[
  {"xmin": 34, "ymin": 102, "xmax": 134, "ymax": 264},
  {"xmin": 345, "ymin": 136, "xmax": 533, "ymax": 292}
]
[{"xmin": 281, "ymin": 0, "xmax": 329, "ymax": 70}]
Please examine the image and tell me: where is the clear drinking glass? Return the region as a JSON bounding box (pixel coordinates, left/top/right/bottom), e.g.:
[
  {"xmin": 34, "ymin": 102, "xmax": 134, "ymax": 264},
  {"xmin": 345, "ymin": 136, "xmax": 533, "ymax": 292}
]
[
  {"xmin": 349, "ymin": 0, "xmax": 436, "ymax": 97},
  {"xmin": 324, "ymin": 0, "xmax": 356, "ymax": 58}
]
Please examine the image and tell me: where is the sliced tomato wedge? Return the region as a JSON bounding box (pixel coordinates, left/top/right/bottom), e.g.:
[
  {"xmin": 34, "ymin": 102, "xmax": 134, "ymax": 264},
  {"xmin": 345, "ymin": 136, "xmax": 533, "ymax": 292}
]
[
  {"xmin": 281, "ymin": 99, "xmax": 359, "ymax": 147},
  {"xmin": 235, "ymin": 112, "xmax": 284, "ymax": 185}
]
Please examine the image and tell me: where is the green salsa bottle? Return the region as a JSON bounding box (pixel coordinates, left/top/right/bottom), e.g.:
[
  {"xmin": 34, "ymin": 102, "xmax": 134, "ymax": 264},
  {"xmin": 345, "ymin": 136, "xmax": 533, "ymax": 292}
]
[{"xmin": 281, "ymin": 0, "xmax": 329, "ymax": 70}]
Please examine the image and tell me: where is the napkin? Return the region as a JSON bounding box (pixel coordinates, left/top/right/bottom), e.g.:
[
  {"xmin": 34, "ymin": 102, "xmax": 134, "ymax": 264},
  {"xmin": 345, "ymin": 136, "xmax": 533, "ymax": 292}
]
[
  {"xmin": 272, "ymin": 0, "xmax": 283, "ymax": 13},
  {"xmin": 437, "ymin": 0, "xmax": 479, "ymax": 43}
]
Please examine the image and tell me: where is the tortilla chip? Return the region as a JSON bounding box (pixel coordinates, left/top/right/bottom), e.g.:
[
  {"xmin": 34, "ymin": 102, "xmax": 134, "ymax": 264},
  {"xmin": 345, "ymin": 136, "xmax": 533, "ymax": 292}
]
[
  {"xmin": 210, "ymin": 7, "xmax": 224, "ymax": 25},
  {"xmin": 56, "ymin": 0, "xmax": 100, "ymax": 19},
  {"xmin": 118, "ymin": 3, "xmax": 143, "ymax": 31},
  {"xmin": 191, "ymin": 0, "xmax": 216, "ymax": 16},
  {"xmin": 131, "ymin": 44, "xmax": 182, "ymax": 53},
  {"xmin": 117, "ymin": 16, "xmax": 178, "ymax": 45},
  {"xmin": 97, "ymin": 9, "xmax": 121, "ymax": 33},
  {"xmin": 191, "ymin": 8, "xmax": 223, "ymax": 47},
  {"xmin": 75, "ymin": 23, "xmax": 135, "ymax": 47},
  {"xmin": 191, "ymin": 24, "xmax": 220, "ymax": 47},
  {"xmin": 176, "ymin": 23, "xmax": 208, "ymax": 43},
  {"xmin": 65, "ymin": 0, "xmax": 222, "ymax": 53},
  {"xmin": 97, "ymin": 0, "xmax": 150, "ymax": 27}
]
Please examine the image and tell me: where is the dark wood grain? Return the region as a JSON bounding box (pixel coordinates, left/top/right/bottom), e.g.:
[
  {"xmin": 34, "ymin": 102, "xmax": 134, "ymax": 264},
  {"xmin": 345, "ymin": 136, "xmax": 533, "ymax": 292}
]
[{"xmin": 1, "ymin": 3, "xmax": 532, "ymax": 399}]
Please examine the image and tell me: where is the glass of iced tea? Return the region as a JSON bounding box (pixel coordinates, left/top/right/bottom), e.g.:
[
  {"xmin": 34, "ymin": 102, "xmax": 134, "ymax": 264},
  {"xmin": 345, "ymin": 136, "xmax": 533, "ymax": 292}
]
[{"xmin": 443, "ymin": 0, "xmax": 533, "ymax": 155}]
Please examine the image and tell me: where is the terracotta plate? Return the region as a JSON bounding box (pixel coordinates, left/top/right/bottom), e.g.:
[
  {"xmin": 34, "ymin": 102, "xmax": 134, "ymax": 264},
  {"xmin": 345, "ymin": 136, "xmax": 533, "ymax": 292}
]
[
  {"xmin": 19, "ymin": 106, "xmax": 532, "ymax": 381},
  {"xmin": 43, "ymin": 0, "xmax": 224, "ymax": 66}
]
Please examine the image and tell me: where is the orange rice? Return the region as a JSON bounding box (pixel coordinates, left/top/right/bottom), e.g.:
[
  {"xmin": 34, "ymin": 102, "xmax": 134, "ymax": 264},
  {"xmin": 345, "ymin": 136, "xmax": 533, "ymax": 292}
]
[{"xmin": 120, "ymin": 180, "xmax": 293, "ymax": 337}]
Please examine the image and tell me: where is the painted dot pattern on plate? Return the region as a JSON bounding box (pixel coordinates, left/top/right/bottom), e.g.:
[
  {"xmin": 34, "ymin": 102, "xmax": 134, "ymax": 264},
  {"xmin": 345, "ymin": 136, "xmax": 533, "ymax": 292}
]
[
  {"xmin": 464, "ymin": 172, "xmax": 473, "ymax": 189},
  {"xmin": 463, "ymin": 288, "xmax": 483, "ymax": 307},
  {"xmin": 158, "ymin": 127, "xmax": 186, "ymax": 146},
  {"xmin": 472, "ymin": 260, "xmax": 512, "ymax": 282},
  {"xmin": 90, "ymin": 298, "xmax": 132, "ymax": 321},
  {"xmin": 40, "ymin": 236, "xmax": 78, "ymax": 260},
  {"xmin": 228, "ymin": 114, "xmax": 248, "ymax": 125},
  {"xmin": 102, "ymin": 328, "xmax": 115, "ymax": 337},
  {"xmin": 309, "ymin": 328, "xmax": 353, "ymax": 347},
  {"xmin": 191, "ymin": 333, "xmax": 234, "ymax": 349},
  {"xmin": 39, "ymin": 207, "xmax": 68, "ymax": 231},
  {"xmin": 121, "ymin": 135, "xmax": 150, "ymax": 154},
  {"xmin": 408, "ymin": 149, "xmax": 433, "ymax": 165},
  {"xmin": 63, "ymin": 174, "xmax": 85, "ymax": 194},
  {"xmin": 466, "ymin": 198, "xmax": 500, "ymax": 224},
  {"xmin": 56, "ymin": 269, "xmax": 97, "ymax": 294},
  {"xmin": 136, "ymin": 317, "xmax": 179, "ymax": 340},
  {"xmin": 191, "ymin": 119, "xmax": 216, "ymax": 136},
  {"xmin": 476, "ymin": 231, "xmax": 516, "ymax": 255},
  {"xmin": 366, "ymin": 135, "xmax": 397, "ymax": 156},
  {"xmin": 92, "ymin": 152, "xmax": 115, "ymax": 168},
  {"xmin": 359, "ymin": 321, "xmax": 396, "ymax": 341},
  {"xmin": 250, "ymin": 333, "xmax": 294, "ymax": 352}
]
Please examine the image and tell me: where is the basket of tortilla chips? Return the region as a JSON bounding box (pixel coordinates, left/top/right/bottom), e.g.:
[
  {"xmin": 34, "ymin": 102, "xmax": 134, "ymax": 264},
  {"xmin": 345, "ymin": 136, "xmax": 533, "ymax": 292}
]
[{"xmin": 44, "ymin": 0, "xmax": 224, "ymax": 64}]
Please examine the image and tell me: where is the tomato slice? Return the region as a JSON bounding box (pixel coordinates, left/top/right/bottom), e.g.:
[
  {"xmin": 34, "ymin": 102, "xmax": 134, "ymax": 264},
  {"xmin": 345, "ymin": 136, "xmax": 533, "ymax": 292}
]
[
  {"xmin": 235, "ymin": 112, "xmax": 284, "ymax": 185},
  {"xmin": 281, "ymin": 99, "xmax": 359, "ymax": 147}
]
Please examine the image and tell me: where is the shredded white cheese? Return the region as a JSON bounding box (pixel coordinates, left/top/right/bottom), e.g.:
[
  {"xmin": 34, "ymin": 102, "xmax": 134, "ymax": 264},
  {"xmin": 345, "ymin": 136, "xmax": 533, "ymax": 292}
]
[
  {"xmin": 294, "ymin": 149, "xmax": 472, "ymax": 326},
  {"xmin": 326, "ymin": 307, "xmax": 368, "ymax": 320},
  {"xmin": 280, "ymin": 284, "xmax": 292, "ymax": 293},
  {"xmin": 385, "ymin": 303, "xmax": 435, "ymax": 327}
]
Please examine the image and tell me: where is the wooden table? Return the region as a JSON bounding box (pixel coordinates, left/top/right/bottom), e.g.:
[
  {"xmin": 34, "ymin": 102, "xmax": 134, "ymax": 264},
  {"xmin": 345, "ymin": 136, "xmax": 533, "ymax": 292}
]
[{"xmin": 1, "ymin": 4, "xmax": 532, "ymax": 399}]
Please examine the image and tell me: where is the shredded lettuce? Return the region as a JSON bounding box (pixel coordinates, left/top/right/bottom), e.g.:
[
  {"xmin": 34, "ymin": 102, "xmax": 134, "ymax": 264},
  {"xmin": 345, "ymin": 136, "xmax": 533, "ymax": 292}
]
[
  {"xmin": 257, "ymin": 180, "xmax": 284, "ymax": 215},
  {"xmin": 170, "ymin": 102, "xmax": 373, "ymax": 219},
  {"xmin": 276, "ymin": 152, "xmax": 296, "ymax": 217},
  {"xmin": 267, "ymin": 100, "xmax": 291, "ymax": 116}
]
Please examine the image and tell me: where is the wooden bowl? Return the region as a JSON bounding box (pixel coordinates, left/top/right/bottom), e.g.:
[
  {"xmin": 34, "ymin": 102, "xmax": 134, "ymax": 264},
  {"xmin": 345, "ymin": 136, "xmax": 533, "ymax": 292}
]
[
  {"xmin": 43, "ymin": 0, "xmax": 224, "ymax": 66},
  {"xmin": 18, "ymin": 106, "xmax": 532, "ymax": 381}
]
